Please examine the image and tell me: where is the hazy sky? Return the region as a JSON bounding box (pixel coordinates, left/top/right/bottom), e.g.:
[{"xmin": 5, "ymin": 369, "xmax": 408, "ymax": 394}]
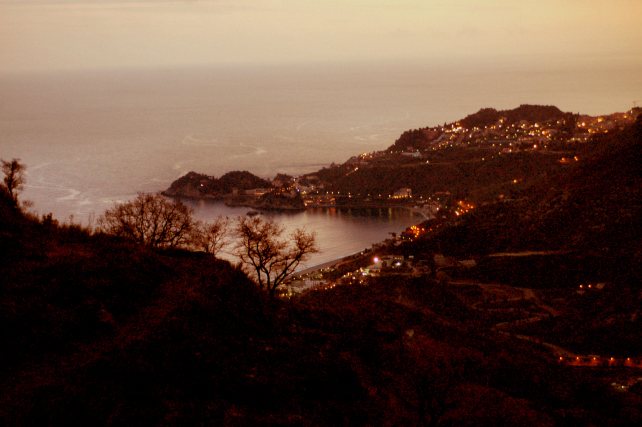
[{"xmin": 1, "ymin": 0, "xmax": 641, "ymax": 72}]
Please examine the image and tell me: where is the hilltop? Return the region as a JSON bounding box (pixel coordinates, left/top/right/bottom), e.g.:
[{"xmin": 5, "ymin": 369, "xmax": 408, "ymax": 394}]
[
  {"xmin": 163, "ymin": 170, "xmax": 272, "ymax": 199},
  {"xmin": 163, "ymin": 170, "xmax": 305, "ymax": 211}
]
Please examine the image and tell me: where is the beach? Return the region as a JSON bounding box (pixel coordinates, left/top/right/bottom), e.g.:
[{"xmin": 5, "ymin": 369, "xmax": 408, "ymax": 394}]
[{"xmin": 292, "ymin": 253, "xmax": 358, "ymax": 277}]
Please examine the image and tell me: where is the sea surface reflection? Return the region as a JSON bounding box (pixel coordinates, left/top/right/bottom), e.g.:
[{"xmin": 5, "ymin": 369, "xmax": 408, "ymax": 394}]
[{"xmin": 186, "ymin": 200, "xmax": 422, "ymax": 269}]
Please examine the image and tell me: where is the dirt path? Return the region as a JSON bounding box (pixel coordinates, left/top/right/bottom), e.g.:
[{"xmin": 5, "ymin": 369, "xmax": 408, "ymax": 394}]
[{"xmin": 447, "ymin": 279, "xmax": 575, "ymax": 357}]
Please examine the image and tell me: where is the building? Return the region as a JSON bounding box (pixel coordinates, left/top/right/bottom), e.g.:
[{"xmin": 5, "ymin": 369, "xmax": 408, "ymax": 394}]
[
  {"xmin": 245, "ymin": 188, "xmax": 270, "ymax": 197},
  {"xmin": 393, "ymin": 188, "xmax": 412, "ymax": 199},
  {"xmin": 402, "ymin": 151, "xmax": 421, "ymax": 157},
  {"xmin": 303, "ymin": 194, "xmax": 336, "ymax": 207}
]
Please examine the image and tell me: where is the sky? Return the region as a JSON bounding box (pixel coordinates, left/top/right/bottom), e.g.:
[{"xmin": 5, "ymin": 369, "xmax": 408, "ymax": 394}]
[{"xmin": 1, "ymin": 0, "xmax": 642, "ymax": 72}]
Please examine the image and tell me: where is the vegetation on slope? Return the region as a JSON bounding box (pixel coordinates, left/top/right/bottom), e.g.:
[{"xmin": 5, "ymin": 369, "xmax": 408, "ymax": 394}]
[
  {"xmin": 2, "ymin": 113, "xmax": 642, "ymax": 426},
  {"xmin": 1, "ymin": 174, "xmax": 641, "ymax": 426},
  {"xmin": 398, "ymin": 117, "xmax": 642, "ymax": 360},
  {"xmin": 163, "ymin": 170, "xmax": 272, "ymax": 199},
  {"xmin": 413, "ymin": 117, "xmax": 642, "ymax": 261}
]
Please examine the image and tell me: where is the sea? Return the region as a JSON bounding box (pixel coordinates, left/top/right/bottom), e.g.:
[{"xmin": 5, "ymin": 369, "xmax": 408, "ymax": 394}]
[{"xmin": 1, "ymin": 61, "xmax": 640, "ymax": 268}]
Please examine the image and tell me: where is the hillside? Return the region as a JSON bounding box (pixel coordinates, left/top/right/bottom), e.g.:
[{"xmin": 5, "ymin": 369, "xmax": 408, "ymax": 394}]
[
  {"xmin": 413, "ymin": 116, "xmax": 642, "ymax": 261},
  {"xmin": 2, "ymin": 110, "xmax": 642, "ymax": 426},
  {"xmin": 163, "ymin": 170, "xmax": 272, "ymax": 199},
  {"xmin": 388, "ymin": 117, "xmax": 642, "ymax": 362},
  {"xmin": 3, "ymin": 198, "xmax": 639, "ymax": 425},
  {"xmin": 386, "ymin": 104, "xmax": 575, "ymax": 153},
  {"xmin": 458, "ymin": 104, "xmax": 573, "ymax": 130},
  {"xmin": 0, "ymin": 191, "xmax": 560, "ymax": 425},
  {"xmin": 319, "ymin": 150, "xmax": 566, "ymax": 204}
]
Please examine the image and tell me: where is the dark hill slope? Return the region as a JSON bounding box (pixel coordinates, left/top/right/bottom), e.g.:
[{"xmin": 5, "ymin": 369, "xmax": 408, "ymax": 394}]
[
  {"xmin": 0, "ymin": 203, "xmax": 367, "ymax": 425},
  {"xmin": 459, "ymin": 104, "xmax": 572, "ymax": 129},
  {"xmin": 386, "ymin": 104, "xmax": 575, "ymax": 152},
  {"xmin": 4, "ymin": 185, "xmax": 638, "ymax": 425},
  {"xmin": 327, "ymin": 150, "xmax": 566, "ymax": 203},
  {"xmin": 416, "ymin": 118, "xmax": 642, "ymax": 285},
  {"xmin": 0, "ymin": 202, "xmax": 563, "ymax": 426},
  {"xmin": 163, "ymin": 170, "xmax": 271, "ymax": 199}
]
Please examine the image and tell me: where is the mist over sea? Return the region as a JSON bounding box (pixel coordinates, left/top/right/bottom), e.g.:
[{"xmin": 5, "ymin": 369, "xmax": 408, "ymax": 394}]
[{"xmin": 1, "ymin": 61, "xmax": 640, "ymax": 267}]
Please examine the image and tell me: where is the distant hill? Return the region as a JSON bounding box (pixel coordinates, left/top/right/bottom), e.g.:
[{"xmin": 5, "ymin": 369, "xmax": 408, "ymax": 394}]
[
  {"xmin": 165, "ymin": 104, "xmax": 629, "ymax": 211},
  {"xmin": 387, "ymin": 104, "xmax": 575, "ymax": 152},
  {"xmin": 414, "ymin": 116, "xmax": 642, "ymax": 285},
  {"xmin": 163, "ymin": 170, "xmax": 272, "ymax": 199},
  {"xmin": 458, "ymin": 104, "xmax": 572, "ymax": 129}
]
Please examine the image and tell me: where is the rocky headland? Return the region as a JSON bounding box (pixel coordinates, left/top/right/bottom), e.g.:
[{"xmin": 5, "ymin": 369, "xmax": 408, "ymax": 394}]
[
  {"xmin": 162, "ymin": 170, "xmax": 305, "ymax": 211},
  {"xmin": 165, "ymin": 104, "xmax": 641, "ymax": 215}
]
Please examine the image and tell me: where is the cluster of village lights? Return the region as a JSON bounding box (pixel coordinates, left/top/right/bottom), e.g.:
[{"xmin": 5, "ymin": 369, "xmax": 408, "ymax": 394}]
[{"xmin": 454, "ymin": 201, "xmax": 475, "ymax": 216}]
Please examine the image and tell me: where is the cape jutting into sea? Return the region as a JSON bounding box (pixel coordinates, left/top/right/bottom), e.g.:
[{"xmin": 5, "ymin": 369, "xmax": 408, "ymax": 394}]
[{"xmin": 1, "ymin": 61, "xmax": 639, "ymax": 267}]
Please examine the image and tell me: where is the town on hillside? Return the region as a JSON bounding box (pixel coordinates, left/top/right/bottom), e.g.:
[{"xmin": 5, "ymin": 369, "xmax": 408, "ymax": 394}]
[{"xmin": 165, "ymin": 105, "xmax": 641, "ymax": 215}]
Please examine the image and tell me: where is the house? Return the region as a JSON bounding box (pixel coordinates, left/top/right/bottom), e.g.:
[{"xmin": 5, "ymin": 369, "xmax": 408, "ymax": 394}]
[
  {"xmin": 393, "ymin": 188, "xmax": 412, "ymax": 199},
  {"xmin": 382, "ymin": 255, "xmax": 404, "ymax": 267},
  {"xmin": 303, "ymin": 194, "xmax": 336, "ymax": 207},
  {"xmin": 245, "ymin": 188, "xmax": 270, "ymax": 197}
]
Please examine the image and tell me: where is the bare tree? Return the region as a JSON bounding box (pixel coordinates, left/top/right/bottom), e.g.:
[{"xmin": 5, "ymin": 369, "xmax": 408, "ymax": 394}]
[
  {"xmin": 1, "ymin": 158, "xmax": 26, "ymax": 205},
  {"xmin": 190, "ymin": 216, "xmax": 230, "ymax": 256},
  {"xmin": 98, "ymin": 192, "xmax": 194, "ymax": 250},
  {"xmin": 233, "ymin": 216, "xmax": 319, "ymax": 298}
]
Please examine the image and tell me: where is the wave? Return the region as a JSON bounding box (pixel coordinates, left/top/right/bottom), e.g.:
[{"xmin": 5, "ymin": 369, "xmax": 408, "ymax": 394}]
[
  {"xmin": 296, "ymin": 119, "xmax": 317, "ymax": 131},
  {"xmin": 348, "ymin": 113, "xmax": 411, "ymax": 132},
  {"xmin": 228, "ymin": 143, "xmax": 268, "ymax": 159},
  {"xmin": 353, "ymin": 134, "xmax": 383, "ymax": 144},
  {"xmin": 181, "ymin": 134, "xmax": 220, "ymax": 147},
  {"xmin": 28, "ymin": 160, "xmax": 67, "ymax": 171},
  {"xmin": 56, "ymin": 189, "xmax": 81, "ymax": 202}
]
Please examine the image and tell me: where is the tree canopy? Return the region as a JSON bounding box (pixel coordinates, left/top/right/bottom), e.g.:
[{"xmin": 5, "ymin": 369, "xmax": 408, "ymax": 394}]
[
  {"xmin": 98, "ymin": 192, "xmax": 194, "ymax": 250},
  {"xmin": 233, "ymin": 216, "xmax": 319, "ymax": 298},
  {"xmin": 1, "ymin": 158, "xmax": 26, "ymax": 205}
]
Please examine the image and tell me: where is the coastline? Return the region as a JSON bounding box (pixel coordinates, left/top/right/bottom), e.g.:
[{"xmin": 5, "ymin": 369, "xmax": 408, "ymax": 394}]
[{"xmin": 292, "ymin": 250, "xmax": 363, "ymax": 277}]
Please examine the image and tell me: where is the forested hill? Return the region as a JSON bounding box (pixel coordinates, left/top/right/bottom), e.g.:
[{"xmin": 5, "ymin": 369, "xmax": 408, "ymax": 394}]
[
  {"xmin": 386, "ymin": 104, "xmax": 576, "ymax": 152},
  {"xmin": 410, "ymin": 115, "xmax": 642, "ymax": 285},
  {"xmin": 163, "ymin": 170, "xmax": 272, "ymax": 199},
  {"xmin": 457, "ymin": 104, "xmax": 571, "ymax": 129},
  {"xmin": 0, "ymin": 182, "xmax": 563, "ymax": 425}
]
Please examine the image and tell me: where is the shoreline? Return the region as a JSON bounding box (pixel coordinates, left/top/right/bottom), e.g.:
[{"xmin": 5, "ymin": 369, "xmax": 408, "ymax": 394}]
[{"xmin": 292, "ymin": 250, "xmax": 364, "ymax": 277}]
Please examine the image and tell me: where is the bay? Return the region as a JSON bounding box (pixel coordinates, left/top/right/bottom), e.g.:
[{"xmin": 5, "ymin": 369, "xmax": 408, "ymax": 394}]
[{"xmin": 1, "ymin": 61, "xmax": 640, "ymax": 268}]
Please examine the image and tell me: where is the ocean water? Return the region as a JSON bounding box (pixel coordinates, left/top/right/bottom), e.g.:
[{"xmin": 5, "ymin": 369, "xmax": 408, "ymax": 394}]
[{"xmin": 1, "ymin": 61, "xmax": 640, "ymax": 267}]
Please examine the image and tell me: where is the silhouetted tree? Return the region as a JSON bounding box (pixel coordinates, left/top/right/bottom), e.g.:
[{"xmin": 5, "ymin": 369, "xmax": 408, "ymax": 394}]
[
  {"xmin": 233, "ymin": 216, "xmax": 319, "ymax": 298},
  {"xmin": 190, "ymin": 216, "xmax": 230, "ymax": 256},
  {"xmin": 1, "ymin": 158, "xmax": 26, "ymax": 205},
  {"xmin": 98, "ymin": 192, "xmax": 194, "ymax": 250}
]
